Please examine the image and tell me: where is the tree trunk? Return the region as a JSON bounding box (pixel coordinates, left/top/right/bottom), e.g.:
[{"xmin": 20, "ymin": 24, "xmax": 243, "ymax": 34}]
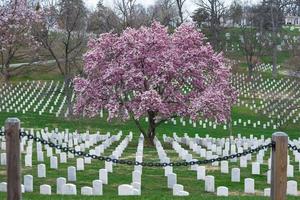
[
  {"xmin": 64, "ymin": 75, "xmax": 74, "ymax": 118},
  {"xmin": 272, "ymin": 45, "xmax": 278, "ymax": 78},
  {"xmin": 146, "ymin": 112, "xmax": 156, "ymax": 146},
  {"xmin": 248, "ymin": 63, "xmax": 254, "ymax": 80},
  {"xmin": 3, "ymin": 65, "xmax": 11, "ymax": 82}
]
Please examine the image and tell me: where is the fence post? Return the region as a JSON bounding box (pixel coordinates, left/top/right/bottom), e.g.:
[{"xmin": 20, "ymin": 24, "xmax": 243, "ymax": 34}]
[
  {"xmin": 271, "ymin": 132, "xmax": 288, "ymax": 200},
  {"xmin": 5, "ymin": 118, "xmax": 21, "ymax": 200}
]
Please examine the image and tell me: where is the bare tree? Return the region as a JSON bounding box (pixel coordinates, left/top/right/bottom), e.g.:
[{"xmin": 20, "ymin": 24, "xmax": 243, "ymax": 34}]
[
  {"xmin": 194, "ymin": 0, "xmax": 228, "ymax": 51},
  {"xmin": 229, "ymin": 0, "xmax": 243, "ymax": 27},
  {"xmin": 262, "ymin": 0, "xmax": 294, "ymax": 77},
  {"xmin": 130, "ymin": 4, "xmax": 151, "ymax": 27},
  {"xmin": 87, "ymin": 1, "xmax": 121, "ymax": 34},
  {"xmin": 34, "ymin": 0, "xmax": 87, "ymax": 116},
  {"xmin": 114, "ymin": 0, "xmax": 137, "ymax": 29},
  {"xmin": 239, "ymin": 9, "xmax": 263, "ymax": 78},
  {"xmin": 147, "ymin": 0, "xmax": 178, "ymax": 28},
  {"xmin": 174, "ymin": 0, "xmax": 186, "ymax": 25}
]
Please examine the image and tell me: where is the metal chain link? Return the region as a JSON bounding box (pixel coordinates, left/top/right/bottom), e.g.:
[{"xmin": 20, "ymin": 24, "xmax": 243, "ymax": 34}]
[
  {"xmin": 19, "ymin": 131, "xmax": 274, "ymax": 167},
  {"xmin": 288, "ymin": 143, "xmax": 300, "ymax": 153}
]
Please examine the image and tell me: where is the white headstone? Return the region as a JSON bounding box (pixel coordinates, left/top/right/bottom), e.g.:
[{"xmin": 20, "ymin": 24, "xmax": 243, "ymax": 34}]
[
  {"xmin": 132, "ymin": 170, "xmax": 141, "ymax": 183},
  {"xmin": 287, "ymin": 165, "xmax": 294, "ymax": 177},
  {"xmin": 267, "ymin": 170, "xmax": 271, "ymax": 184},
  {"xmin": 240, "ymin": 156, "xmax": 247, "ymax": 168},
  {"xmin": 0, "ymin": 182, "xmax": 7, "ymax": 192},
  {"xmin": 221, "ymin": 161, "xmax": 229, "ymax": 173},
  {"xmin": 173, "ymin": 184, "xmax": 189, "ymax": 196},
  {"xmin": 62, "ymin": 183, "xmax": 77, "ymax": 195},
  {"xmin": 264, "ymin": 188, "xmax": 270, "ymax": 197},
  {"xmin": 197, "ymin": 166, "xmax": 206, "ymax": 180},
  {"xmin": 118, "ymin": 184, "xmax": 134, "ymax": 196},
  {"xmin": 205, "ymin": 176, "xmax": 215, "ymax": 192},
  {"xmin": 38, "ymin": 164, "xmax": 46, "ymax": 178},
  {"xmin": 40, "ymin": 184, "xmax": 51, "ymax": 195},
  {"xmin": 131, "ymin": 182, "xmax": 141, "ymax": 195},
  {"xmin": 46, "ymin": 148, "xmax": 52, "ymax": 157},
  {"xmin": 37, "ymin": 151, "xmax": 44, "ymax": 162},
  {"xmin": 164, "ymin": 166, "xmax": 173, "ymax": 176},
  {"xmin": 244, "ymin": 178, "xmax": 255, "ymax": 194},
  {"xmin": 50, "ymin": 156, "xmax": 58, "ymax": 169},
  {"xmin": 167, "ymin": 173, "xmax": 177, "ymax": 189},
  {"xmin": 105, "ymin": 161, "xmax": 113, "ymax": 172},
  {"xmin": 217, "ymin": 186, "xmax": 228, "ymax": 196},
  {"xmin": 56, "ymin": 177, "xmax": 66, "ymax": 194},
  {"xmin": 99, "ymin": 169, "xmax": 108, "ymax": 184},
  {"xmin": 252, "ymin": 162, "xmax": 260, "ymax": 175},
  {"xmin": 231, "ymin": 168, "xmax": 240, "ymax": 182},
  {"xmin": 81, "ymin": 186, "xmax": 93, "ymax": 196},
  {"xmin": 25, "ymin": 155, "xmax": 32, "ymax": 167},
  {"xmin": 60, "ymin": 153, "xmax": 67, "ymax": 163},
  {"xmin": 76, "ymin": 158, "xmax": 84, "ymax": 171},
  {"xmin": 0, "ymin": 153, "xmax": 6, "ymax": 165},
  {"xmin": 287, "ymin": 180, "xmax": 298, "ymax": 196},
  {"xmin": 67, "ymin": 166, "xmax": 76, "ymax": 182},
  {"xmin": 92, "ymin": 180, "xmax": 103, "ymax": 195},
  {"xmin": 24, "ymin": 175, "xmax": 33, "ymax": 192}
]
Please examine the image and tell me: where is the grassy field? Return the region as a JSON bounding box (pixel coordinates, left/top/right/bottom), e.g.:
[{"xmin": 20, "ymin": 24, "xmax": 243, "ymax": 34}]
[
  {"xmin": 1, "ymin": 36, "xmax": 300, "ymax": 199},
  {"xmin": 0, "ymin": 106, "xmax": 300, "ymax": 199}
]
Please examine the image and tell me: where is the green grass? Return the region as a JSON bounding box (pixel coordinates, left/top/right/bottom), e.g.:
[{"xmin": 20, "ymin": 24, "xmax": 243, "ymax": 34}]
[
  {"xmin": 0, "ymin": 108, "xmax": 300, "ymax": 199},
  {"xmin": 1, "ymin": 42, "xmax": 300, "ymax": 199}
]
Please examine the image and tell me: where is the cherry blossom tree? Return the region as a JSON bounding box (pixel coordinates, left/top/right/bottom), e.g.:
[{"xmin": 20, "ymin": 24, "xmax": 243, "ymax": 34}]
[
  {"xmin": 0, "ymin": 0, "xmax": 41, "ymax": 81},
  {"xmin": 74, "ymin": 22, "xmax": 236, "ymax": 144}
]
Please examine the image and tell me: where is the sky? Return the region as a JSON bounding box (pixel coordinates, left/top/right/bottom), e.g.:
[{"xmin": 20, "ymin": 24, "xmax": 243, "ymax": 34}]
[
  {"xmin": 85, "ymin": 0, "xmax": 196, "ymax": 14},
  {"xmin": 84, "ymin": 0, "xmax": 260, "ymax": 16},
  {"xmin": 84, "ymin": 0, "xmax": 254, "ymax": 13}
]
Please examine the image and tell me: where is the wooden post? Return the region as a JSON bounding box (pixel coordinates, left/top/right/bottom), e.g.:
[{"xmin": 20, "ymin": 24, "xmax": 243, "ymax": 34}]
[
  {"xmin": 271, "ymin": 132, "xmax": 288, "ymax": 200},
  {"xmin": 5, "ymin": 118, "xmax": 21, "ymax": 200}
]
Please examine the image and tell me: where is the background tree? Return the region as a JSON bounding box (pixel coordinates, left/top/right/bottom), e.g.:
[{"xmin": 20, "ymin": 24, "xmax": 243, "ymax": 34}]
[
  {"xmin": 174, "ymin": 0, "xmax": 186, "ymax": 25},
  {"xmin": 34, "ymin": 0, "xmax": 87, "ymax": 116},
  {"xmin": 194, "ymin": 0, "xmax": 228, "ymax": 51},
  {"xmin": 0, "ymin": 0, "xmax": 41, "ymax": 81},
  {"xmin": 114, "ymin": 0, "xmax": 137, "ymax": 29},
  {"xmin": 129, "ymin": 3, "xmax": 151, "ymax": 28},
  {"xmin": 147, "ymin": 0, "xmax": 178, "ymax": 29},
  {"xmin": 240, "ymin": 20, "xmax": 263, "ymax": 77},
  {"xmin": 192, "ymin": 7, "xmax": 209, "ymax": 28},
  {"xmin": 262, "ymin": 0, "xmax": 294, "ymax": 77},
  {"xmin": 87, "ymin": 0, "xmax": 121, "ymax": 34},
  {"xmin": 74, "ymin": 22, "xmax": 236, "ymax": 144},
  {"xmin": 229, "ymin": 0, "xmax": 243, "ymax": 27}
]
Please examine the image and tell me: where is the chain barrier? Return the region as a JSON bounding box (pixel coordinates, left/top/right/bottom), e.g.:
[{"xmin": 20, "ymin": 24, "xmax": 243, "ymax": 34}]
[
  {"xmin": 16, "ymin": 131, "xmax": 275, "ymax": 167},
  {"xmin": 288, "ymin": 143, "xmax": 300, "ymax": 153}
]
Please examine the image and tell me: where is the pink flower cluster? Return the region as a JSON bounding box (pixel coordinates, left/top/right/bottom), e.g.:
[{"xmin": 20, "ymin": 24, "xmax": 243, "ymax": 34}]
[
  {"xmin": 0, "ymin": 1, "xmax": 42, "ymax": 53},
  {"xmin": 74, "ymin": 22, "xmax": 237, "ymax": 123}
]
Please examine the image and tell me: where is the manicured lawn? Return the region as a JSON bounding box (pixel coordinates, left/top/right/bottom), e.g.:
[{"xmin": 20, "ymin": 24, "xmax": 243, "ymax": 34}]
[{"xmin": 0, "ymin": 109, "xmax": 299, "ymax": 199}]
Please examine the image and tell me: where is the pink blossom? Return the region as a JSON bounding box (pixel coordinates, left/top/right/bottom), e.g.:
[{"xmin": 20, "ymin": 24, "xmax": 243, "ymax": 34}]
[
  {"xmin": 74, "ymin": 22, "xmax": 237, "ymax": 125},
  {"xmin": 0, "ymin": 1, "xmax": 42, "ymax": 65}
]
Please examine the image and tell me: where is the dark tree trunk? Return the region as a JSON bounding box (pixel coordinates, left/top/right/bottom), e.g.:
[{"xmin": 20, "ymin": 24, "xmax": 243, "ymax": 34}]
[
  {"xmin": 146, "ymin": 112, "xmax": 156, "ymax": 146},
  {"xmin": 248, "ymin": 63, "xmax": 254, "ymax": 79},
  {"xmin": 272, "ymin": 44, "xmax": 278, "ymax": 78},
  {"xmin": 3, "ymin": 66, "xmax": 11, "ymax": 82},
  {"xmin": 64, "ymin": 75, "xmax": 74, "ymax": 118}
]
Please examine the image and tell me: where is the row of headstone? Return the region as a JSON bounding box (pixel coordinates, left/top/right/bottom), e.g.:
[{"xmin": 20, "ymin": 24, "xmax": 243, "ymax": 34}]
[
  {"xmin": 162, "ymin": 133, "xmax": 300, "ymax": 196},
  {"xmin": 233, "ymin": 72, "xmax": 300, "ymax": 128},
  {"xmin": 118, "ymin": 134, "xmax": 144, "ymax": 196},
  {"xmin": 37, "ymin": 132, "xmax": 132, "ymax": 195}
]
